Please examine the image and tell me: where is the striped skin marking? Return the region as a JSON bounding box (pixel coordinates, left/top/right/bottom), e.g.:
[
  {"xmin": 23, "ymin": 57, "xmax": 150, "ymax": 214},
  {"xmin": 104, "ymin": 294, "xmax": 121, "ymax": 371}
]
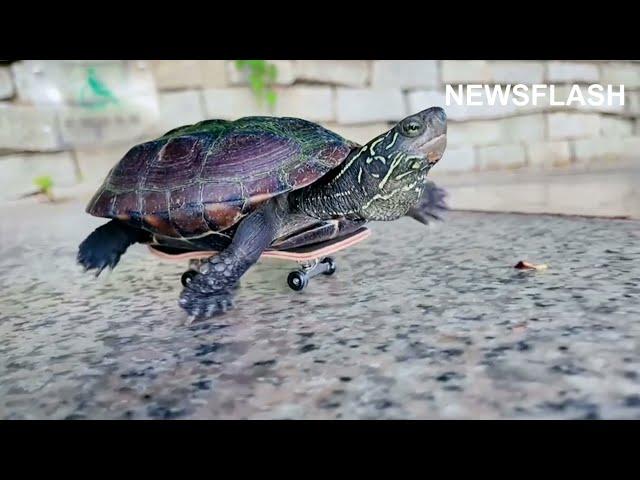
[
  {"xmin": 331, "ymin": 191, "xmax": 353, "ymax": 198},
  {"xmin": 403, "ymin": 180, "xmax": 419, "ymax": 191},
  {"xmin": 333, "ymin": 146, "xmax": 367, "ymax": 182},
  {"xmin": 395, "ymin": 154, "xmax": 427, "ymax": 180},
  {"xmin": 377, "ymin": 152, "xmax": 405, "ymax": 190},
  {"xmin": 371, "ymin": 173, "xmax": 380, "ymax": 178},
  {"xmin": 385, "ymin": 132, "xmax": 398, "ymax": 150},
  {"xmin": 362, "ymin": 188, "xmax": 404, "ymax": 209},
  {"xmin": 358, "ymin": 167, "xmax": 363, "ymax": 183},
  {"xmin": 363, "ymin": 178, "xmax": 421, "ymax": 210},
  {"xmin": 366, "ymin": 155, "xmax": 387, "ymax": 165},
  {"xmin": 330, "ymin": 132, "xmax": 389, "ymax": 188},
  {"xmin": 369, "ymin": 136, "xmax": 385, "ymax": 155},
  {"xmin": 394, "ymin": 170, "xmax": 416, "ymax": 181}
]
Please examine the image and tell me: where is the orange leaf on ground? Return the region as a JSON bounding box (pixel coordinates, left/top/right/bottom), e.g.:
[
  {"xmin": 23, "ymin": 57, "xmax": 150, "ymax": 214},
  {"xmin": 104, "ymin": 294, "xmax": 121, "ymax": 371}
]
[{"xmin": 514, "ymin": 261, "xmax": 548, "ymax": 270}]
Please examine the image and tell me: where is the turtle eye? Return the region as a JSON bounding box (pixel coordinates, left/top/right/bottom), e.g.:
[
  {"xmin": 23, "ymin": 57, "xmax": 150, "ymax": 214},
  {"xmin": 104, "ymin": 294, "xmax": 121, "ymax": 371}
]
[{"xmin": 401, "ymin": 118, "xmax": 424, "ymax": 137}]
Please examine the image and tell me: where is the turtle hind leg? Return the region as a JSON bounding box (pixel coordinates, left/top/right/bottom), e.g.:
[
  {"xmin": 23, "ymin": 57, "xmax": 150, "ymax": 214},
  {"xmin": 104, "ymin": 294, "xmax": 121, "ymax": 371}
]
[
  {"xmin": 77, "ymin": 219, "xmax": 146, "ymax": 276},
  {"xmin": 406, "ymin": 181, "xmax": 448, "ymax": 225}
]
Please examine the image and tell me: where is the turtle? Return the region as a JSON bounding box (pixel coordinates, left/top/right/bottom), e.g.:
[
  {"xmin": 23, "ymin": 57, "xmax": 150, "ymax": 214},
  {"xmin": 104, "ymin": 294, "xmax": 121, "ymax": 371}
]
[{"xmin": 78, "ymin": 106, "xmax": 448, "ymax": 321}]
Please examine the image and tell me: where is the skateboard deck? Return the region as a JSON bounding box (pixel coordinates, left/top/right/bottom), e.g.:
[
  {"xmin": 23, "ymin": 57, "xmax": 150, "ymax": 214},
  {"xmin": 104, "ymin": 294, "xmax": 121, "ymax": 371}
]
[{"xmin": 148, "ymin": 226, "xmax": 372, "ymax": 263}]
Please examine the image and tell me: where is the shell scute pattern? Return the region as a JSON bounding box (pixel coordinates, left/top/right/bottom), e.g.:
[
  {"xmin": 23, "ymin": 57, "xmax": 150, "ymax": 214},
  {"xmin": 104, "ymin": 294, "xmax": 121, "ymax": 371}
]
[
  {"xmin": 142, "ymin": 136, "xmax": 203, "ymax": 190},
  {"xmin": 109, "ymin": 141, "xmax": 163, "ymax": 191},
  {"xmin": 87, "ymin": 116, "xmax": 356, "ymax": 237},
  {"xmin": 199, "ymin": 132, "xmax": 299, "ymax": 181}
]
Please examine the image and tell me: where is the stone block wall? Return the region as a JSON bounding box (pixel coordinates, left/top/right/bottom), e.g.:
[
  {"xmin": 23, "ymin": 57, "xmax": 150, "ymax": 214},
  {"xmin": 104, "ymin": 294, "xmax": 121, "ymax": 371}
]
[{"xmin": 1, "ymin": 60, "xmax": 639, "ymax": 217}]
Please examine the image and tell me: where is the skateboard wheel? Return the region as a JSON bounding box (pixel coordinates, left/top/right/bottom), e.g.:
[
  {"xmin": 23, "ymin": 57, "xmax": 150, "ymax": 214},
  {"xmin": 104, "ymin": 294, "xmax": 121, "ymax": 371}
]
[
  {"xmin": 287, "ymin": 271, "xmax": 308, "ymax": 291},
  {"xmin": 181, "ymin": 269, "xmax": 198, "ymax": 287},
  {"xmin": 321, "ymin": 257, "xmax": 336, "ymax": 276}
]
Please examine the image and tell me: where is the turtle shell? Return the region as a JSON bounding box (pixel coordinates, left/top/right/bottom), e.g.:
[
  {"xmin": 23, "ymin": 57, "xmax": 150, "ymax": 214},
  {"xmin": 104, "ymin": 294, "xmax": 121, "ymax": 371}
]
[{"xmin": 86, "ymin": 116, "xmax": 357, "ymax": 238}]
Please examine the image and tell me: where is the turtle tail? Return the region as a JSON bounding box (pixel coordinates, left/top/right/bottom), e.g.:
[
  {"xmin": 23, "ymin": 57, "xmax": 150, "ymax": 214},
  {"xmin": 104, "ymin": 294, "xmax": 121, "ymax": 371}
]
[{"xmin": 77, "ymin": 219, "xmax": 143, "ymax": 276}]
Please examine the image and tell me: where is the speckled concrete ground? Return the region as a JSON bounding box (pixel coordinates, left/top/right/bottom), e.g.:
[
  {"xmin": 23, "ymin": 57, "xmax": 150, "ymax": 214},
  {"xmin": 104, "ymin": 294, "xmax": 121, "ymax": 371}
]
[{"xmin": 1, "ymin": 200, "xmax": 639, "ymax": 419}]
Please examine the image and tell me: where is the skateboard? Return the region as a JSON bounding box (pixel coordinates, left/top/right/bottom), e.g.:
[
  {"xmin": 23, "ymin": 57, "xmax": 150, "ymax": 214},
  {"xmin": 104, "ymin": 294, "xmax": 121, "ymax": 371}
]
[{"xmin": 147, "ymin": 226, "xmax": 372, "ymax": 291}]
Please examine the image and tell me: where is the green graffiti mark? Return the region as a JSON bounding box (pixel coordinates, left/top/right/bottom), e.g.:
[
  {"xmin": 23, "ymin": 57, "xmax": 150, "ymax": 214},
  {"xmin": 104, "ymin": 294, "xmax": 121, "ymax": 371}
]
[{"xmin": 78, "ymin": 67, "xmax": 119, "ymax": 110}]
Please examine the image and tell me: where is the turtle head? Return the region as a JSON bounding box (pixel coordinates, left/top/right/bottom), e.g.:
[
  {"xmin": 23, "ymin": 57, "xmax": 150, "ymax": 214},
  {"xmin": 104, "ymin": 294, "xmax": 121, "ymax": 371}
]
[
  {"xmin": 356, "ymin": 107, "xmax": 447, "ymax": 220},
  {"xmin": 390, "ymin": 107, "xmax": 447, "ymax": 166}
]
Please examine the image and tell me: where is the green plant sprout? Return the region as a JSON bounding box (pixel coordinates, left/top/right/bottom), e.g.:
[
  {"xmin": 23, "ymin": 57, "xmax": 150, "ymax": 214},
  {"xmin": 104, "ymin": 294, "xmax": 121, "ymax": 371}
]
[
  {"xmin": 235, "ymin": 60, "xmax": 278, "ymax": 108},
  {"xmin": 34, "ymin": 175, "xmax": 55, "ymax": 201}
]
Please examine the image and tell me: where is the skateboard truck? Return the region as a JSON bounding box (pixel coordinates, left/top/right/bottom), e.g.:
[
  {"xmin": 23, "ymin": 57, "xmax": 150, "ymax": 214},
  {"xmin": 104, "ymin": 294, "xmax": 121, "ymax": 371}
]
[
  {"xmin": 181, "ymin": 256, "xmax": 337, "ymax": 291},
  {"xmin": 287, "ymin": 257, "xmax": 337, "ymax": 291}
]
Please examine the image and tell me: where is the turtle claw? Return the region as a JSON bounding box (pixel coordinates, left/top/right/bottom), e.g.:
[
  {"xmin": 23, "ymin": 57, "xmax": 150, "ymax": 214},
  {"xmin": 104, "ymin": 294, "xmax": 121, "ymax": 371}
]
[
  {"xmin": 77, "ymin": 249, "xmax": 116, "ymax": 278},
  {"xmin": 179, "ymin": 286, "xmax": 235, "ymax": 322}
]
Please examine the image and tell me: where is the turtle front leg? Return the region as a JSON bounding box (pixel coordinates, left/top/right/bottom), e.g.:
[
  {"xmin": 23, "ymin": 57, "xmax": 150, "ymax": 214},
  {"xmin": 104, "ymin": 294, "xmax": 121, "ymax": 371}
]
[
  {"xmin": 178, "ymin": 201, "xmax": 281, "ymax": 322},
  {"xmin": 406, "ymin": 180, "xmax": 448, "ymax": 225}
]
